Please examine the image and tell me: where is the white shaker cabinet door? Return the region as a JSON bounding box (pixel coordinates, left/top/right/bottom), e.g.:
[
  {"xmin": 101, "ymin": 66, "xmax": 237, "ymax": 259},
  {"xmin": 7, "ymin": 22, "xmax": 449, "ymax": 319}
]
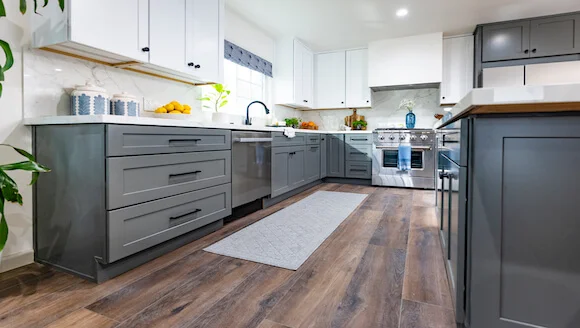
[
  {"xmin": 346, "ymin": 49, "xmax": 371, "ymax": 108},
  {"xmin": 149, "ymin": 0, "xmax": 188, "ymax": 74},
  {"xmin": 293, "ymin": 40, "xmax": 305, "ymax": 106},
  {"xmin": 185, "ymin": 0, "xmax": 224, "ymax": 83},
  {"xmin": 441, "ymin": 35, "xmax": 474, "ymax": 105},
  {"xmin": 302, "ymin": 47, "xmax": 314, "ymax": 108},
  {"xmin": 315, "ymin": 51, "xmax": 345, "ymax": 109},
  {"xmin": 69, "ymin": 0, "xmax": 149, "ymax": 62}
]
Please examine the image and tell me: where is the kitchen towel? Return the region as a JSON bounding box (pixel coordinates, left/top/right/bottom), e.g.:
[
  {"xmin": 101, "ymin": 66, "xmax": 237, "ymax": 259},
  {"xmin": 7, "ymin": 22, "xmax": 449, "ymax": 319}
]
[
  {"xmin": 283, "ymin": 127, "xmax": 296, "ymax": 138},
  {"xmin": 398, "ymin": 144, "xmax": 411, "ymax": 171}
]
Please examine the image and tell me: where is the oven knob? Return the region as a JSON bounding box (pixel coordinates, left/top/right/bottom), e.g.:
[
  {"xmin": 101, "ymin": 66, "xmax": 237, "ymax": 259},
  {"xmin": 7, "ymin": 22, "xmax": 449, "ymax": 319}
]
[
  {"xmin": 420, "ymin": 135, "xmax": 428, "ymax": 141},
  {"xmin": 378, "ymin": 135, "xmax": 386, "ymax": 141},
  {"xmin": 389, "ymin": 135, "xmax": 396, "ymax": 140},
  {"xmin": 410, "ymin": 135, "xmax": 417, "ymax": 141},
  {"xmin": 400, "ymin": 135, "xmax": 406, "ymax": 141}
]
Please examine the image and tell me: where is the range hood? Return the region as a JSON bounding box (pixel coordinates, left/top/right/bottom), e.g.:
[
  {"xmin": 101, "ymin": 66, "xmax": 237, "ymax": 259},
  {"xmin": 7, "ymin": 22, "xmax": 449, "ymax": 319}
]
[{"xmin": 368, "ymin": 32, "xmax": 443, "ymax": 90}]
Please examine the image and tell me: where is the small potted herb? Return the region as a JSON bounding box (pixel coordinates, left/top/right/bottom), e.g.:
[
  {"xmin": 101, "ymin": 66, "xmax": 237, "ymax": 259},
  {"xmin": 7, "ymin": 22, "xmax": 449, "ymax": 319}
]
[
  {"xmin": 352, "ymin": 120, "xmax": 367, "ymax": 130},
  {"xmin": 284, "ymin": 118, "xmax": 301, "ymax": 129}
]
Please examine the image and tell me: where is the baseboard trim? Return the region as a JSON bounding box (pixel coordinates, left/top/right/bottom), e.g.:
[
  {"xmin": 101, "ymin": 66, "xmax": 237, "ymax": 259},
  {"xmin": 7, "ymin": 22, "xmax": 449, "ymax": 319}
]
[
  {"xmin": 0, "ymin": 249, "xmax": 34, "ymax": 273},
  {"xmin": 323, "ymin": 177, "xmax": 372, "ymax": 186}
]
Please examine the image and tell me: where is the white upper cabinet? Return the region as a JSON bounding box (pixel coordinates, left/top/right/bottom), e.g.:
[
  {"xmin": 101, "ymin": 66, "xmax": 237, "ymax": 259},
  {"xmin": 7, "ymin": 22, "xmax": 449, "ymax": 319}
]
[
  {"xmin": 368, "ymin": 33, "xmax": 443, "ymax": 88},
  {"xmin": 440, "ymin": 35, "xmax": 474, "ymax": 105},
  {"xmin": 69, "ymin": 0, "xmax": 149, "ymax": 62},
  {"xmin": 149, "ymin": 0, "xmax": 187, "ymax": 74},
  {"xmin": 315, "ymin": 52, "xmax": 346, "ymax": 109},
  {"xmin": 31, "ymin": 0, "xmax": 224, "ymax": 84},
  {"xmin": 185, "ymin": 0, "xmax": 224, "ymax": 83},
  {"xmin": 275, "ymin": 39, "xmax": 314, "ymax": 108},
  {"xmin": 345, "ymin": 49, "xmax": 371, "ymax": 108}
]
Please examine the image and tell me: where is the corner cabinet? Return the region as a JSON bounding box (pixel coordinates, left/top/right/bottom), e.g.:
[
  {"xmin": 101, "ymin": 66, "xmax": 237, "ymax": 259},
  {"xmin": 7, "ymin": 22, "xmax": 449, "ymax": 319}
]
[
  {"xmin": 32, "ymin": 0, "xmax": 224, "ymax": 84},
  {"xmin": 275, "ymin": 39, "xmax": 314, "ymax": 108},
  {"xmin": 314, "ymin": 49, "xmax": 371, "ymax": 109},
  {"xmin": 440, "ymin": 35, "xmax": 474, "ymax": 106}
]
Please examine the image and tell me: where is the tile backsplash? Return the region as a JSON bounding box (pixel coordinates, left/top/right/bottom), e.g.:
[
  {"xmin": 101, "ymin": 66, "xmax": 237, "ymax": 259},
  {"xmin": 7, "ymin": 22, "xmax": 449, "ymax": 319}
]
[{"xmin": 301, "ymin": 88, "xmax": 443, "ymax": 130}]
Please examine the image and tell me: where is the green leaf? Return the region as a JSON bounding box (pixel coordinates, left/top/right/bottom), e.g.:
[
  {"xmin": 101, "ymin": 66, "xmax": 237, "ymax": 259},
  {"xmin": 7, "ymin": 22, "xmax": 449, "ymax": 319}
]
[
  {"xmin": 0, "ymin": 161, "xmax": 51, "ymax": 173},
  {"xmin": 20, "ymin": 0, "xmax": 26, "ymax": 14},
  {"xmin": 198, "ymin": 97, "xmax": 211, "ymax": 102},
  {"xmin": 226, "ymin": 90, "xmax": 231, "ymax": 95},
  {"xmin": 34, "ymin": 0, "xmax": 38, "ymax": 13},
  {"xmin": 0, "ymin": 83, "xmax": 3, "ymax": 98},
  {"xmin": 0, "ymin": 194, "xmax": 8, "ymax": 252},
  {"xmin": 202, "ymin": 105, "xmax": 211, "ymax": 109},
  {"xmin": 0, "ymin": 144, "xmax": 36, "ymax": 162},
  {"xmin": 0, "ymin": 171, "xmax": 23, "ymax": 205},
  {"xmin": 0, "ymin": 0, "xmax": 6, "ymax": 18},
  {"xmin": 43, "ymin": 0, "xmax": 48, "ymax": 7},
  {"xmin": 0, "ymin": 39, "xmax": 14, "ymax": 73},
  {"xmin": 0, "ymin": 63, "xmax": 3, "ymax": 82},
  {"xmin": 213, "ymin": 83, "xmax": 224, "ymax": 93},
  {"xmin": 58, "ymin": 0, "xmax": 64, "ymax": 11},
  {"xmin": 219, "ymin": 100, "xmax": 228, "ymax": 108}
]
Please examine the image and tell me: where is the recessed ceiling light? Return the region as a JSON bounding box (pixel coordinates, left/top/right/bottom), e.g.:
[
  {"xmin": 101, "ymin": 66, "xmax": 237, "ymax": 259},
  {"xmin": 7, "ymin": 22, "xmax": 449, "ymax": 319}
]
[
  {"xmin": 396, "ymin": 8, "xmax": 408, "ymax": 17},
  {"xmin": 54, "ymin": 68, "xmax": 62, "ymax": 72}
]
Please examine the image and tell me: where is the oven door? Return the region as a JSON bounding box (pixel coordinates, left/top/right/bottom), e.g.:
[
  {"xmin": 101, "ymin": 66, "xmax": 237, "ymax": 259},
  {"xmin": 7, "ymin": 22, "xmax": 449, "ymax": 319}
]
[{"xmin": 372, "ymin": 144, "xmax": 436, "ymax": 188}]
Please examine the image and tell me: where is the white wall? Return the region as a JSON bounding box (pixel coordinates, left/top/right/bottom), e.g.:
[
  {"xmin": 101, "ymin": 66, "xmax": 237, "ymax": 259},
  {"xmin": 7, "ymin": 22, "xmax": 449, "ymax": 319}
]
[{"xmin": 225, "ymin": 7, "xmax": 275, "ymax": 63}]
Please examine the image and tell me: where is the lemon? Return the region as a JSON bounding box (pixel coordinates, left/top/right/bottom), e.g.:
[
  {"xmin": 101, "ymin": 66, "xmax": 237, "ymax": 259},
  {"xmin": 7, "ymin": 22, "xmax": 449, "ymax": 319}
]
[
  {"xmin": 171, "ymin": 101, "xmax": 181, "ymax": 106},
  {"xmin": 155, "ymin": 107, "xmax": 167, "ymax": 113},
  {"xmin": 165, "ymin": 104, "xmax": 175, "ymax": 111},
  {"xmin": 169, "ymin": 110, "xmax": 181, "ymax": 114},
  {"xmin": 174, "ymin": 103, "xmax": 184, "ymax": 112},
  {"xmin": 183, "ymin": 109, "xmax": 191, "ymax": 114},
  {"xmin": 183, "ymin": 104, "xmax": 191, "ymax": 111}
]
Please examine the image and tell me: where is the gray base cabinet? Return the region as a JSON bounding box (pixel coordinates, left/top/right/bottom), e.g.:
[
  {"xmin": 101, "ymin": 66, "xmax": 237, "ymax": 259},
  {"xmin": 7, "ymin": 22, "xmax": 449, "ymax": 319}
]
[
  {"xmin": 327, "ymin": 134, "xmax": 345, "ymax": 177},
  {"xmin": 305, "ymin": 144, "xmax": 321, "ymax": 182},
  {"xmin": 33, "ymin": 124, "xmax": 232, "ymax": 283},
  {"xmin": 470, "ymin": 116, "xmax": 580, "ymax": 328},
  {"xmin": 272, "ymin": 145, "xmax": 306, "ymax": 198},
  {"xmin": 320, "ymin": 135, "xmax": 328, "ymax": 178}
]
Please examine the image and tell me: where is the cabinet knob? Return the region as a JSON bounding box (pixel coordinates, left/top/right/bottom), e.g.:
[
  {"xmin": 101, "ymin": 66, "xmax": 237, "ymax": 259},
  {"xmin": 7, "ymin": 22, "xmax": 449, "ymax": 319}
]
[
  {"xmin": 142, "ymin": 47, "xmax": 150, "ymax": 52},
  {"xmin": 524, "ymin": 49, "xmax": 529, "ymax": 54},
  {"xmin": 188, "ymin": 62, "xmax": 194, "ymax": 67},
  {"xmin": 442, "ymin": 96, "xmax": 446, "ymax": 100},
  {"xmin": 341, "ymin": 101, "xmax": 344, "ymax": 104},
  {"xmin": 366, "ymin": 100, "xmax": 370, "ymax": 103},
  {"xmin": 303, "ymin": 100, "xmax": 308, "ymax": 103},
  {"xmin": 532, "ymin": 49, "xmax": 537, "ymax": 53},
  {"xmin": 194, "ymin": 64, "xmax": 201, "ymax": 69}
]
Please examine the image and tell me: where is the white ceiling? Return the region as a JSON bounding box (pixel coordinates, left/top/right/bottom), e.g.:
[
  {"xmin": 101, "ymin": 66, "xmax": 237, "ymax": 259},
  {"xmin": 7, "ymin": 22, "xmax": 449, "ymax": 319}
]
[{"xmin": 226, "ymin": 0, "xmax": 580, "ymax": 52}]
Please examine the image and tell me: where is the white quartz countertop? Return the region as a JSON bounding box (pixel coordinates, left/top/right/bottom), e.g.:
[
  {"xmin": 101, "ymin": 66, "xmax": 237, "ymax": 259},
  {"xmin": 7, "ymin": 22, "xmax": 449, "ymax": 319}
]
[
  {"xmin": 22, "ymin": 115, "xmax": 373, "ymax": 134},
  {"xmin": 437, "ymin": 83, "xmax": 580, "ymax": 128}
]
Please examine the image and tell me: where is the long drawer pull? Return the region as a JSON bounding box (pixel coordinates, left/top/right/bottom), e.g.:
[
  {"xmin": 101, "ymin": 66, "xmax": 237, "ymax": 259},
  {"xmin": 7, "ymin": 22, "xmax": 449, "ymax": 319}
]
[
  {"xmin": 170, "ymin": 208, "xmax": 202, "ymax": 220},
  {"xmin": 289, "ymin": 152, "xmax": 296, "ymax": 155},
  {"xmin": 169, "ymin": 170, "xmax": 202, "ymax": 178},
  {"xmin": 168, "ymin": 139, "xmax": 201, "ymax": 146},
  {"xmin": 349, "ymin": 152, "xmax": 366, "ymax": 155},
  {"xmin": 350, "ymin": 169, "xmax": 368, "ymax": 172},
  {"xmin": 351, "ymin": 138, "xmax": 369, "ymax": 141}
]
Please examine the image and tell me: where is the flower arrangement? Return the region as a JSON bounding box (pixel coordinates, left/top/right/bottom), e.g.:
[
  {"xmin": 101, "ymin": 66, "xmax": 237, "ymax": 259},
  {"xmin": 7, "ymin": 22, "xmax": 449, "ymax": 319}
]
[{"xmin": 399, "ymin": 99, "xmax": 416, "ymax": 112}]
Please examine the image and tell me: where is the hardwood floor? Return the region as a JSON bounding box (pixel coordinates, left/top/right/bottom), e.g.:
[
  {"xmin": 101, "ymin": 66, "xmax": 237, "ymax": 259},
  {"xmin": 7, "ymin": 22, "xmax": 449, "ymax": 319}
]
[{"xmin": 0, "ymin": 183, "xmax": 454, "ymax": 328}]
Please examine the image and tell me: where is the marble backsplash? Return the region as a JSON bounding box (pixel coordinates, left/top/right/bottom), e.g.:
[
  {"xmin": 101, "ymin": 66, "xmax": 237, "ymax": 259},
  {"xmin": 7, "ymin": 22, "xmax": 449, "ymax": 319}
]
[{"xmin": 301, "ymin": 88, "xmax": 443, "ymax": 130}]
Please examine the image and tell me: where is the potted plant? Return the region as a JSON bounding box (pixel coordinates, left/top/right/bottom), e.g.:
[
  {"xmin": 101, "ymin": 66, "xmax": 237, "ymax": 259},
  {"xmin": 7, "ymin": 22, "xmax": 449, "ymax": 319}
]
[
  {"xmin": 400, "ymin": 99, "xmax": 416, "ymax": 129},
  {"xmin": 284, "ymin": 117, "xmax": 301, "ymax": 129},
  {"xmin": 0, "ymin": 145, "xmax": 50, "ymax": 263},
  {"xmin": 352, "ymin": 120, "xmax": 367, "ymax": 130},
  {"xmin": 199, "ymin": 84, "xmax": 230, "ymax": 123}
]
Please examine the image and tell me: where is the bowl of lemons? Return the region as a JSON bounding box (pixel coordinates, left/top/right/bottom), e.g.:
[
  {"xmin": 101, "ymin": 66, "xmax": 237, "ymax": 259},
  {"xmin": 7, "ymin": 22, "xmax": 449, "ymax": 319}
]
[{"xmin": 152, "ymin": 101, "xmax": 192, "ymax": 120}]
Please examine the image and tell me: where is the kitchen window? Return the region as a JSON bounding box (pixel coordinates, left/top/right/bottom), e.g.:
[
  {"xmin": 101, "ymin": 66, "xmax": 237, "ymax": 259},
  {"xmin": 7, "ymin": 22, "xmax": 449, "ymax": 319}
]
[{"xmin": 202, "ymin": 60, "xmax": 272, "ymax": 118}]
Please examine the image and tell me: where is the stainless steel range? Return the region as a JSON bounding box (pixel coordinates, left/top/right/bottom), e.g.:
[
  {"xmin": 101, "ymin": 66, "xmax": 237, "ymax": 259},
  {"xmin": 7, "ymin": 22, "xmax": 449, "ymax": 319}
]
[{"xmin": 372, "ymin": 128, "xmax": 436, "ymax": 189}]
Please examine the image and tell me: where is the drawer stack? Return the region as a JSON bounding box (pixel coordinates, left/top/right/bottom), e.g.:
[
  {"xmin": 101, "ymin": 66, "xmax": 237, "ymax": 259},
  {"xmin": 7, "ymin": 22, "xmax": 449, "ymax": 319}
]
[
  {"xmin": 106, "ymin": 125, "xmax": 232, "ymax": 262},
  {"xmin": 344, "ymin": 134, "xmax": 372, "ymax": 179},
  {"xmin": 33, "ymin": 124, "xmax": 232, "ymax": 282}
]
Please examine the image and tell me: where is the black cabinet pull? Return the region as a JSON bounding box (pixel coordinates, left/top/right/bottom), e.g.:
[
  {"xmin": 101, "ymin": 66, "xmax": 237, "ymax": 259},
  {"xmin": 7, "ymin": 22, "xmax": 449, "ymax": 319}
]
[
  {"xmin": 142, "ymin": 47, "xmax": 150, "ymax": 52},
  {"xmin": 194, "ymin": 64, "xmax": 201, "ymax": 69},
  {"xmin": 351, "ymin": 138, "xmax": 368, "ymax": 141},
  {"xmin": 289, "ymin": 152, "xmax": 296, "ymax": 155},
  {"xmin": 170, "ymin": 208, "xmax": 201, "ymax": 220},
  {"xmin": 169, "ymin": 170, "xmax": 202, "ymax": 179},
  {"xmin": 303, "ymin": 100, "xmax": 308, "ymax": 103},
  {"xmin": 188, "ymin": 62, "xmax": 194, "ymax": 67},
  {"xmin": 366, "ymin": 100, "xmax": 370, "ymax": 103},
  {"xmin": 442, "ymin": 96, "xmax": 446, "ymax": 99},
  {"xmin": 532, "ymin": 49, "xmax": 537, "ymax": 53},
  {"xmin": 169, "ymin": 139, "xmax": 201, "ymax": 146},
  {"xmin": 439, "ymin": 171, "xmax": 450, "ymax": 179},
  {"xmin": 524, "ymin": 49, "xmax": 529, "ymax": 54},
  {"xmin": 341, "ymin": 101, "xmax": 344, "ymax": 104},
  {"xmin": 350, "ymin": 169, "xmax": 367, "ymax": 172}
]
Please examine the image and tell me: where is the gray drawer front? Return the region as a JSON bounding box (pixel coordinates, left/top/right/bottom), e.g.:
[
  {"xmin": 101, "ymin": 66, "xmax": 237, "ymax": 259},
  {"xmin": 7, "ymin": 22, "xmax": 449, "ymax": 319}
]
[
  {"xmin": 346, "ymin": 144, "xmax": 372, "ymax": 162},
  {"xmin": 107, "ymin": 125, "xmax": 231, "ymax": 156},
  {"xmin": 306, "ymin": 134, "xmax": 321, "ymax": 145},
  {"xmin": 272, "ymin": 132, "xmax": 307, "ymax": 147},
  {"xmin": 345, "ymin": 161, "xmax": 372, "ymax": 179},
  {"xmin": 345, "ymin": 134, "xmax": 373, "ymax": 145},
  {"xmin": 107, "ymin": 151, "xmax": 231, "ymax": 209},
  {"xmin": 108, "ymin": 184, "xmax": 231, "ymax": 262}
]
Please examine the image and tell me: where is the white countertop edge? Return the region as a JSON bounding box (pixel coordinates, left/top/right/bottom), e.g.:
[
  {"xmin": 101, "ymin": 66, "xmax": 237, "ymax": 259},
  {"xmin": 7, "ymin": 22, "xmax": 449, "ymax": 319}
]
[{"xmin": 22, "ymin": 115, "xmax": 373, "ymax": 134}]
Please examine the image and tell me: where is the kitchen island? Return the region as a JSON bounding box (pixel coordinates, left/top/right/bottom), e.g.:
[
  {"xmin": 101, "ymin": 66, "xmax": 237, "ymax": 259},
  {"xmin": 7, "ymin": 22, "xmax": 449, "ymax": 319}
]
[{"xmin": 437, "ymin": 83, "xmax": 580, "ymax": 328}]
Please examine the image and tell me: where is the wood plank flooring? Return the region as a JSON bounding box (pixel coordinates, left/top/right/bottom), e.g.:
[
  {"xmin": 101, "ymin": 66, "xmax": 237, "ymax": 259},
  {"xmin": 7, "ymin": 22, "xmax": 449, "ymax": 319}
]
[{"xmin": 0, "ymin": 183, "xmax": 454, "ymax": 328}]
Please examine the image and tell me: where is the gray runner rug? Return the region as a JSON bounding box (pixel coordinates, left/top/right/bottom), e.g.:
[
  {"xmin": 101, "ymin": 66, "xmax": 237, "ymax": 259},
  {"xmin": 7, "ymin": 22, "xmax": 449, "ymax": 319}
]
[{"xmin": 204, "ymin": 190, "xmax": 368, "ymax": 270}]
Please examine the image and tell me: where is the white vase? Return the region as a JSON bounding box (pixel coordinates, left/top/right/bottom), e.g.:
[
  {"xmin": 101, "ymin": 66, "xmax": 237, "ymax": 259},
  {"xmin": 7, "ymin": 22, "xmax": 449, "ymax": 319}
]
[{"xmin": 212, "ymin": 112, "xmax": 230, "ymax": 124}]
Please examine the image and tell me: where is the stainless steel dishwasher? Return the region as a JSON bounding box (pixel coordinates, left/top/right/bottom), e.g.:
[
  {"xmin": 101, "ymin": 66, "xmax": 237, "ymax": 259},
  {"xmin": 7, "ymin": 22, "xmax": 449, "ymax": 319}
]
[{"xmin": 232, "ymin": 131, "xmax": 272, "ymax": 208}]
